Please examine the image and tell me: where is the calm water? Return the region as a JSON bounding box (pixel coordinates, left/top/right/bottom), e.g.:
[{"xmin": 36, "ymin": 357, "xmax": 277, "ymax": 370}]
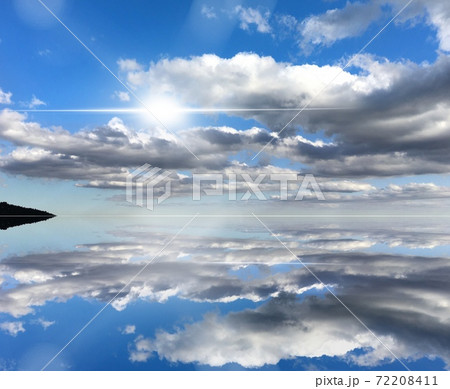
[{"xmin": 0, "ymin": 216, "xmax": 449, "ymax": 370}]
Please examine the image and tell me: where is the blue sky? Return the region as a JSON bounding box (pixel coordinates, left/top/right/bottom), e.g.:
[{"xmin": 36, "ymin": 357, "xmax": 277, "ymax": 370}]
[
  {"xmin": 1, "ymin": 0, "xmax": 450, "ymax": 372},
  {"xmin": 1, "ymin": 0, "xmax": 450, "ymax": 216}
]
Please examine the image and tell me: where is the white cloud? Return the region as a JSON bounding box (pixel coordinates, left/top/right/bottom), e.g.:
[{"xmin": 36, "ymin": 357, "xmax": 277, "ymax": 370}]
[
  {"xmin": 129, "ymin": 287, "xmax": 450, "ymax": 367},
  {"xmin": 419, "ymin": 0, "xmax": 450, "ymax": 52},
  {"xmin": 133, "ymin": 52, "xmax": 355, "ymax": 107},
  {"xmin": 276, "ymin": 14, "xmax": 298, "ymax": 37},
  {"xmin": 121, "ymin": 324, "xmax": 136, "ymax": 335},
  {"xmin": 117, "ymin": 58, "xmax": 143, "ymax": 72},
  {"xmin": 36, "ymin": 318, "xmax": 55, "ymax": 329},
  {"xmin": 0, "ymin": 88, "xmax": 12, "ymax": 105},
  {"xmin": 299, "ymin": 1, "xmax": 382, "ymax": 49},
  {"xmin": 305, "ymin": 239, "xmax": 375, "ymax": 251},
  {"xmin": 0, "ymin": 321, "xmax": 25, "ymax": 336},
  {"xmin": 0, "ymin": 223, "xmax": 449, "ymax": 317},
  {"xmin": 116, "ymin": 52, "xmax": 450, "ymax": 177},
  {"xmin": 27, "ymin": 95, "xmax": 46, "ymax": 109},
  {"xmin": 201, "ymin": 5, "xmax": 216, "ymax": 19},
  {"xmin": 129, "ymin": 307, "xmax": 363, "ymax": 367},
  {"xmin": 319, "ymin": 181, "xmax": 375, "ymax": 192},
  {"xmin": 234, "ymin": 6, "xmax": 272, "ymax": 33},
  {"xmin": 367, "ymin": 182, "xmax": 450, "ymax": 201},
  {"xmin": 13, "ymin": 269, "xmax": 53, "ymax": 283},
  {"xmin": 296, "ymin": 0, "xmax": 450, "ymax": 53},
  {"xmin": 114, "ymin": 91, "xmax": 130, "ymax": 102},
  {"xmin": 3, "ymin": 47, "xmax": 450, "ymax": 180},
  {"xmin": 38, "ymin": 48, "xmax": 51, "ymax": 56},
  {"xmin": 129, "ymin": 335, "xmax": 153, "ymax": 362}
]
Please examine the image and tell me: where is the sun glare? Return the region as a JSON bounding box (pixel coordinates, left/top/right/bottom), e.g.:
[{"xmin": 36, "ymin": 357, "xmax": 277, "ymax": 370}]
[{"xmin": 144, "ymin": 96, "xmax": 186, "ymax": 127}]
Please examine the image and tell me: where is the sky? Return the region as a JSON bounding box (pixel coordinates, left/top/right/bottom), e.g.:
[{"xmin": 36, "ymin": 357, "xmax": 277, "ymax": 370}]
[
  {"xmin": 1, "ymin": 0, "xmax": 450, "ymax": 372},
  {"xmin": 0, "ymin": 0, "xmax": 450, "ymax": 215}
]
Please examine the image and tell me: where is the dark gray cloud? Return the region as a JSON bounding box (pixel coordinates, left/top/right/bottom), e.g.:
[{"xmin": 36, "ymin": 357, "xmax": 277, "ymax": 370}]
[
  {"xmin": 2, "ymin": 109, "xmax": 449, "ymax": 210},
  {"xmin": 3, "ymin": 108, "xmax": 450, "ymax": 191},
  {"xmin": 130, "ymin": 268, "xmax": 450, "ymax": 367},
  {"xmin": 3, "ymin": 51, "xmax": 450, "ymax": 181},
  {"xmin": 117, "ymin": 50, "xmax": 450, "ymax": 177},
  {"xmin": 1, "ymin": 220, "xmax": 449, "ymax": 317}
]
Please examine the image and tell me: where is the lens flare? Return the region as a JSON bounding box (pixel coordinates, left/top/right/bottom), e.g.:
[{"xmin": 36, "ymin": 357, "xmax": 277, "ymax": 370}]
[{"xmin": 143, "ymin": 96, "xmax": 186, "ymax": 127}]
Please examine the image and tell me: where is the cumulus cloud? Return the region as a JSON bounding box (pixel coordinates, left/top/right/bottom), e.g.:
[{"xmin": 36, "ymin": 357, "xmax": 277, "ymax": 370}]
[
  {"xmin": 3, "ymin": 108, "xmax": 450, "ymax": 192},
  {"xmin": 296, "ymin": 0, "xmax": 450, "ymax": 53},
  {"xmin": 2, "ymin": 4, "xmax": 450, "ymax": 185},
  {"xmin": 381, "ymin": 0, "xmax": 450, "ymax": 52},
  {"xmin": 0, "ymin": 88, "xmax": 12, "ymax": 105},
  {"xmin": 129, "ymin": 335, "xmax": 153, "ymax": 362},
  {"xmin": 299, "ymin": 1, "xmax": 381, "ymax": 50},
  {"xmin": 423, "ymin": 0, "xmax": 450, "ymax": 51},
  {"xmin": 0, "ymin": 321, "xmax": 25, "ymax": 336},
  {"xmin": 115, "ymin": 52, "xmax": 450, "ymax": 177},
  {"xmin": 129, "ymin": 294, "xmax": 367, "ymax": 367},
  {"xmin": 2, "ymin": 106, "xmax": 450, "ymax": 206},
  {"xmin": 130, "ymin": 285, "xmax": 450, "ymax": 367},
  {"xmin": 0, "ymin": 110, "xmax": 209, "ymax": 180},
  {"xmin": 234, "ymin": 6, "xmax": 272, "ymax": 34},
  {"xmin": 3, "ymin": 54, "xmax": 450, "ymax": 181},
  {"xmin": 0, "ymin": 109, "xmax": 332, "ymax": 186}
]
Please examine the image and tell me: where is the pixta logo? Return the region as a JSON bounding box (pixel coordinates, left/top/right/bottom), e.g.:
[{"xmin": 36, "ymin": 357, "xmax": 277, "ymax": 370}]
[
  {"xmin": 127, "ymin": 164, "xmax": 325, "ymax": 210},
  {"xmin": 126, "ymin": 164, "xmax": 172, "ymax": 210}
]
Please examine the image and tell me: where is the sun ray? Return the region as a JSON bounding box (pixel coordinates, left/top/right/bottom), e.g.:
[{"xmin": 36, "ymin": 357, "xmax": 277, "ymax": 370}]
[{"xmin": 16, "ymin": 107, "xmax": 349, "ymax": 114}]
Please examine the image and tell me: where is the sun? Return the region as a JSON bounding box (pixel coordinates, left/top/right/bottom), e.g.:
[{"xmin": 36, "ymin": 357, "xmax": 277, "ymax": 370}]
[{"xmin": 143, "ymin": 95, "xmax": 186, "ymax": 128}]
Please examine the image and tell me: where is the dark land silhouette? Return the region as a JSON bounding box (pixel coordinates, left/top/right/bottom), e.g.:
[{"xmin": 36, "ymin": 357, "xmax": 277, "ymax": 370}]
[{"xmin": 0, "ymin": 202, "xmax": 55, "ymax": 230}]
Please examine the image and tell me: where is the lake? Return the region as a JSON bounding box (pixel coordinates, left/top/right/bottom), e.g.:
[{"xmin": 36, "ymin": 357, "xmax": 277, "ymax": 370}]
[{"xmin": 1, "ymin": 215, "xmax": 449, "ymax": 371}]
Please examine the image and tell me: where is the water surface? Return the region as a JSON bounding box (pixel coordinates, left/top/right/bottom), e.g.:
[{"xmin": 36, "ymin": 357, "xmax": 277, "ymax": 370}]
[{"xmin": 0, "ymin": 216, "xmax": 449, "ymax": 371}]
